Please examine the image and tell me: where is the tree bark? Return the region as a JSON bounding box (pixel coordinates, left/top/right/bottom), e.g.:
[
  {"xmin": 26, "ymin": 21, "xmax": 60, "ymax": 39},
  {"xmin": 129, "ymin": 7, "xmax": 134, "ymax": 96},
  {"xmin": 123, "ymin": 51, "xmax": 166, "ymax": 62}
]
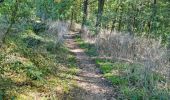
[
  {"xmin": 2, "ymin": 0, "xmax": 19, "ymax": 43},
  {"xmin": 110, "ymin": 7, "xmax": 118, "ymax": 33},
  {"xmin": 96, "ymin": 0, "xmax": 105, "ymax": 34},
  {"xmin": 148, "ymin": 0, "xmax": 157, "ymax": 35},
  {"xmin": 70, "ymin": 9, "xmax": 74, "ymax": 30},
  {"xmin": 151, "ymin": 0, "xmax": 157, "ymax": 33},
  {"xmin": 81, "ymin": 0, "xmax": 88, "ymax": 32}
]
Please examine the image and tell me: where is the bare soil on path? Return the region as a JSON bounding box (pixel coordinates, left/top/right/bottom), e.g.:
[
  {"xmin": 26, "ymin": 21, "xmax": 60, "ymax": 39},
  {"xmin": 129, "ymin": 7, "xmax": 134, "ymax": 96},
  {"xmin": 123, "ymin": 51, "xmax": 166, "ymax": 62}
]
[{"xmin": 64, "ymin": 32, "xmax": 116, "ymax": 100}]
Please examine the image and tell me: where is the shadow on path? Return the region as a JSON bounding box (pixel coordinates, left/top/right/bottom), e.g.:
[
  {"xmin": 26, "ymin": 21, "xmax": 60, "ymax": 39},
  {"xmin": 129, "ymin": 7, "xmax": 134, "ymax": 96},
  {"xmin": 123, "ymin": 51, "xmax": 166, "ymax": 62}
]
[{"xmin": 64, "ymin": 32, "xmax": 116, "ymax": 100}]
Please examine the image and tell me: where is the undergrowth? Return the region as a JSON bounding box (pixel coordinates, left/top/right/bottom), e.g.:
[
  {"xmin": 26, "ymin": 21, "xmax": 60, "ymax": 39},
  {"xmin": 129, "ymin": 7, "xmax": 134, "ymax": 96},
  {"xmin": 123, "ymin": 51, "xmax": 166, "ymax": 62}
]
[
  {"xmin": 76, "ymin": 37, "xmax": 98, "ymax": 57},
  {"xmin": 76, "ymin": 36, "xmax": 170, "ymax": 100},
  {"xmin": 0, "ymin": 29, "xmax": 79, "ymax": 99}
]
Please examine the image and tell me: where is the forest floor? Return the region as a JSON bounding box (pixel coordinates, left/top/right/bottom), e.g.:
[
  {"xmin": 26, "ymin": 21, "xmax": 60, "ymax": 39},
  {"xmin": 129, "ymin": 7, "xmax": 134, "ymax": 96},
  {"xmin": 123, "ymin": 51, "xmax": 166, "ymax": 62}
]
[
  {"xmin": 0, "ymin": 29, "xmax": 168, "ymax": 99},
  {"xmin": 64, "ymin": 31, "xmax": 116, "ymax": 100}
]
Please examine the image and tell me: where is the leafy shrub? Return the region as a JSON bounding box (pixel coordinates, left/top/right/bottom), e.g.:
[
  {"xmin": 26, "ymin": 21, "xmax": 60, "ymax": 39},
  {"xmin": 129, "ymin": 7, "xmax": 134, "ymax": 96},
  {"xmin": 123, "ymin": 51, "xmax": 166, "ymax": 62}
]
[
  {"xmin": 23, "ymin": 37, "xmax": 42, "ymax": 48},
  {"xmin": 33, "ymin": 22, "xmax": 46, "ymax": 33},
  {"xmin": 26, "ymin": 65, "xmax": 43, "ymax": 80}
]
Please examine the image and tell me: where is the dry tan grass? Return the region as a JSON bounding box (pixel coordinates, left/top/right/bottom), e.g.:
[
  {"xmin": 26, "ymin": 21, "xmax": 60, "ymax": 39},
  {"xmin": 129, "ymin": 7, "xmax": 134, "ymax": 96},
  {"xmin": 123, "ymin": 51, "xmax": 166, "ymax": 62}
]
[
  {"xmin": 81, "ymin": 28, "xmax": 170, "ymax": 91},
  {"xmin": 46, "ymin": 20, "xmax": 69, "ymax": 45}
]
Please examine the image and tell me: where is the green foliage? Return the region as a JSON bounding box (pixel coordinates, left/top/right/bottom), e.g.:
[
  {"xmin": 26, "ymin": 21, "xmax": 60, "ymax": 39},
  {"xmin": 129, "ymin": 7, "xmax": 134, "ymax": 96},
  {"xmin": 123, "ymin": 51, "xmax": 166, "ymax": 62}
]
[
  {"xmin": 0, "ymin": 27, "xmax": 79, "ymax": 99},
  {"xmin": 104, "ymin": 73, "xmax": 128, "ymax": 85},
  {"xmin": 76, "ymin": 37, "xmax": 98, "ymax": 57},
  {"xmin": 0, "ymin": 0, "xmax": 169, "ymax": 43},
  {"xmin": 97, "ymin": 59, "xmax": 169, "ymax": 99},
  {"xmin": 68, "ymin": 54, "xmax": 77, "ymax": 65},
  {"xmin": 0, "ymin": 0, "xmax": 169, "ymax": 99},
  {"xmin": 120, "ymin": 87, "xmax": 145, "ymax": 100}
]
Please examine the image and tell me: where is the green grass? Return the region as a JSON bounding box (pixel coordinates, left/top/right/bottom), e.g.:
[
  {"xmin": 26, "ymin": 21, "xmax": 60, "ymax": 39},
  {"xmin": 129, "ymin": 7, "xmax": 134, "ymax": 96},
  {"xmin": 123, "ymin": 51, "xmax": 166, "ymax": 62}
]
[
  {"xmin": 104, "ymin": 73, "xmax": 128, "ymax": 85},
  {"xmin": 96, "ymin": 58, "xmax": 169, "ymax": 99},
  {"xmin": 0, "ymin": 29, "xmax": 79, "ymax": 99},
  {"xmin": 76, "ymin": 37, "xmax": 170, "ymax": 100},
  {"xmin": 76, "ymin": 37, "xmax": 98, "ymax": 57}
]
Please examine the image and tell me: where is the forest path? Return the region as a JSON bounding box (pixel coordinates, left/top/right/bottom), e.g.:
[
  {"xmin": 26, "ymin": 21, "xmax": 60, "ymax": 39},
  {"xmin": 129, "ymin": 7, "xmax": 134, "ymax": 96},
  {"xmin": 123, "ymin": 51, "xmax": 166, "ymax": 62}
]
[{"xmin": 64, "ymin": 31, "xmax": 116, "ymax": 100}]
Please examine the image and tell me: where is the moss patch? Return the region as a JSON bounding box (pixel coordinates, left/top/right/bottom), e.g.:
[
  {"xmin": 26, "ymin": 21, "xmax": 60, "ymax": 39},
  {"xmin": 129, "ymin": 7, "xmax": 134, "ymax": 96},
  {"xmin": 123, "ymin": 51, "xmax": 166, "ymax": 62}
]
[{"xmin": 0, "ymin": 30, "xmax": 79, "ymax": 99}]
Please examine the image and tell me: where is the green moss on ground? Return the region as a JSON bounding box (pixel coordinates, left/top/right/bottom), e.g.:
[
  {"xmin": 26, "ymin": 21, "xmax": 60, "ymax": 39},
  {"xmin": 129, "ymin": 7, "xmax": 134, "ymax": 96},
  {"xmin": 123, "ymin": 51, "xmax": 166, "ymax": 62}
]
[
  {"xmin": 0, "ymin": 30, "xmax": 79, "ymax": 100},
  {"xmin": 76, "ymin": 37, "xmax": 98, "ymax": 57}
]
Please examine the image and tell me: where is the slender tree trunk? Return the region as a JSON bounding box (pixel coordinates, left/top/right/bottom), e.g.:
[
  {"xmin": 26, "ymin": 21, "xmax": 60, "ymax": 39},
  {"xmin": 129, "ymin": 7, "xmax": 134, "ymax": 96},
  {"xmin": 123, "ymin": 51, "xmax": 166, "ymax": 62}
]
[
  {"xmin": 151, "ymin": 0, "xmax": 157, "ymax": 34},
  {"xmin": 117, "ymin": 3, "xmax": 123, "ymax": 32},
  {"xmin": 111, "ymin": 20, "xmax": 116, "ymax": 33},
  {"xmin": 118, "ymin": 12, "xmax": 122, "ymax": 31},
  {"xmin": 3, "ymin": 0, "xmax": 19, "ymax": 43},
  {"xmin": 111, "ymin": 7, "xmax": 118, "ymax": 33},
  {"xmin": 70, "ymin": 9, "xmax": 74, "ymax": 30},
  {"xmin": 131, "ymin": 5, "xmax": 137, "ymax": 33},
  {"xmin": 148, "ymin": 0, "xmax": 157, "ymax": 35},
  {"xmin": 81, "ymin": 0, "xmax": 88, "ymax": 32},
  {"xmin": 95, "ymin": 0, "xmax": 105, "ymax": 34}
]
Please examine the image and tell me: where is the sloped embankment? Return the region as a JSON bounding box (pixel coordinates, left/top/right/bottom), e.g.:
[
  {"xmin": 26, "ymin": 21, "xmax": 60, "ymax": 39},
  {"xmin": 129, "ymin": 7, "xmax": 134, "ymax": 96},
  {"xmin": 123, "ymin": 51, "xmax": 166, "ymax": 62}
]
[{"xmin": 0, "ymin": 27, "xmax": 79, "ymax": 99}]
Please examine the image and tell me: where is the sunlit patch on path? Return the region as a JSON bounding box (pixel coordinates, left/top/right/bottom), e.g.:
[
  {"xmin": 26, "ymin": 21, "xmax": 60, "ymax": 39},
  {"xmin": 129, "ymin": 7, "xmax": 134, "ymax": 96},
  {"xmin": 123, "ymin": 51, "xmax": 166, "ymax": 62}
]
[{"xmin": 64, "ymin": 32, "xmax": 116, "ymax": 100}]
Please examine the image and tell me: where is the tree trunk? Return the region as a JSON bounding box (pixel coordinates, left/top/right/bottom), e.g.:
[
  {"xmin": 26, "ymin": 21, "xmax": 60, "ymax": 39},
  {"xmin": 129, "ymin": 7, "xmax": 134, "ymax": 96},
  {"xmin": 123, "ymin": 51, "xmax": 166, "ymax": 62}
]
[
  {"xmin": 148, "ymin": 0, "xmax": 157, "ymax": 35},
  {"xmin": 118, "ymin": 12, "xmax": 122, "ymax": 31},
  {"xmin": 110, "ymin": 7, "xmax": 118, "ymax": 33},
  {"xmin": 70, "ymin": 9, "xmax": 74, "ymax": 30},
  {"xmin": 81, "ymin": 0, "xmax": 88, "ymax": 32},
  {"xmin": 95, "ymin": 0, "xmax": 105, "ymax": 34},
  {"xmin": 151, "ymin": 0, "xmax": 157, "ymax": 33},
  {"xmin": 3, "ymin": 0, "xmax": 19, "ymax": 43}
]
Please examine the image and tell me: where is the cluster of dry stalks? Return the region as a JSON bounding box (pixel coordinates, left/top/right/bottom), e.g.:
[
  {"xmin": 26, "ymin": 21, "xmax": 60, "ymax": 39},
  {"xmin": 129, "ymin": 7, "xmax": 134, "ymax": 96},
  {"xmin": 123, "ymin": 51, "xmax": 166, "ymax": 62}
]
[
  {"xmin": 46, "ymin": 20, "xmax": 69, "ymax": 45},
  {"xmin": 82, "ymin": 28, "xmax": 170, "ymax": 92},
  {"xmin": 96, "ymin": 30, "xmax": 169, "ymax": 65}
]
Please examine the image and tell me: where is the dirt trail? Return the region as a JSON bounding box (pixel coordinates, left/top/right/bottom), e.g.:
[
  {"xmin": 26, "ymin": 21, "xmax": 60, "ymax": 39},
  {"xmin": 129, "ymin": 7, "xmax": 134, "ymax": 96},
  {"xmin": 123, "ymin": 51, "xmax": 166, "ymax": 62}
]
[{"xmin": 64, "ymin": 32, "xmax": 116, "ymax": 100}]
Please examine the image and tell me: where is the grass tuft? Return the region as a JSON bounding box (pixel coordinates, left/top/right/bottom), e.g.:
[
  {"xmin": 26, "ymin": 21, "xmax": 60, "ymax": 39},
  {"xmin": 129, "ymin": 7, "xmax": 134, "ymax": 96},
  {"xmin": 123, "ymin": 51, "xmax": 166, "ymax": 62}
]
[{"xmin": 0, "ymin": 29, "xmax": 79, "ymax": 99}]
